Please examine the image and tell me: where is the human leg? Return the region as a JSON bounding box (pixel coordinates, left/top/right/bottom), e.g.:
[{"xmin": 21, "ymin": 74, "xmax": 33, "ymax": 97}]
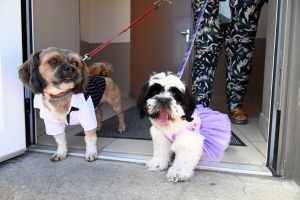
[
  {"xmin": 191, "ymin": 0, "xmax": 224, "ymax": 107},
  {"xmin": 224, "ymin": 0, "xmax": 265, "ymax": 122}
]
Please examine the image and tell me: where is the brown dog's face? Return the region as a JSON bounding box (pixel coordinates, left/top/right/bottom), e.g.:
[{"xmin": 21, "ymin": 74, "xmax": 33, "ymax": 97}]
[{"xmin": 18, "ymin": 47, "xmax": 89, "ymax": 95}]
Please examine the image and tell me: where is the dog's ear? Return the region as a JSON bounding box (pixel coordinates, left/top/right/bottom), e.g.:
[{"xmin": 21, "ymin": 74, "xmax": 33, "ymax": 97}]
[
  {"xmin": 73, "ymin": 60, "xmax": 89, "ymax": 94},
  {"xmin": 136, "ymin": 82, "xmax": 149, "ymax": 119},
  {"xmin": 181, "ymin": 86, "xmax": 197, "ymax": 122},
  {"xmin": 18, "ymin": 51, "xmax": 45, "ymax": 94}
]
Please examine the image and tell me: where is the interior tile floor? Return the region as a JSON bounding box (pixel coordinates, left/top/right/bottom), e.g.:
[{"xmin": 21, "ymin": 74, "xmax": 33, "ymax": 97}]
[{"xmin": 36, "ymin": 97, "xmax": 267, "ymax": 167}]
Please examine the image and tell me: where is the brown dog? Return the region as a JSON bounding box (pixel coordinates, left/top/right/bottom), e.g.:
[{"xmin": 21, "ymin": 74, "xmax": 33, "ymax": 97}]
[{"xmin": 18, "ymin": 47, "xmax": 125, "ymax": 162}]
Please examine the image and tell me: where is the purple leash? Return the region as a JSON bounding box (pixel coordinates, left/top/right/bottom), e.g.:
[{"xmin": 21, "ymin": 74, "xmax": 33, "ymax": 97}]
[{"xmin": 177, "ymin": 0, "xmax": 208, "ymax": 79}]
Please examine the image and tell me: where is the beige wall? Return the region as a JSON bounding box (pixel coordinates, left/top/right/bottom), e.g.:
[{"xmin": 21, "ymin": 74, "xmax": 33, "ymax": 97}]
[
  {"xmin": 32, "ymin": 0, "xmax": 80, "ymax": 53},
  {"xmin": 80, "ymin": 0, "xmax": 131, "ymax": 97},
  {"xmin": 80, "ymin": 0, "xmax": 130, "ymax": 43}
]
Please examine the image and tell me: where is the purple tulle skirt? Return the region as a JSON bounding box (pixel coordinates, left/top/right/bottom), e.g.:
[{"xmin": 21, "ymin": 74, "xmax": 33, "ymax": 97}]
[{"xmin": 189, "ymin": 104, "xmax": 232, "ymax": 162}]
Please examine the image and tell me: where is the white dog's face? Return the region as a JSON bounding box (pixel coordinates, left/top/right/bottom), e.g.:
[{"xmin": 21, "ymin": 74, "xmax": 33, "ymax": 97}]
[{"xmin": 137, "ymin": 72, "xmax": 196, "ymax": 127}]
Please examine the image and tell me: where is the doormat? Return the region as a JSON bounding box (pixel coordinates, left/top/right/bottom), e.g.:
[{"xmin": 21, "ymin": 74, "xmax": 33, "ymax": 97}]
[
  {"xmin": 230, "ymin": 131, "xmax": 247, "ymax": 146},
  {"xmin": 75, "ymin": 107, "xmax": 246, "ymax": 146}
]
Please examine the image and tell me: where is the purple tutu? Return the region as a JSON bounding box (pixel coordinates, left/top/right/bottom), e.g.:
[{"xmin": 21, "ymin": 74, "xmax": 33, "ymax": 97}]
[{"xmin": 188, "ymin": 104, "xmax": 231, "ymax": 162}]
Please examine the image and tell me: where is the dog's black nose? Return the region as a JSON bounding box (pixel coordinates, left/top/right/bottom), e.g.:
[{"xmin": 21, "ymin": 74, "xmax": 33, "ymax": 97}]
[
  {"xmin": 63, "ymin": 66, "xmax": 75, "ymax": 73},
  {"xmin": 159, "ymin": 98, "xmax": 169, "ymax": 105}
]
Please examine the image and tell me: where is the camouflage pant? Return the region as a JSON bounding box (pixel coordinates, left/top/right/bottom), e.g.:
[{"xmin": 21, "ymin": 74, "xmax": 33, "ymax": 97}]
[{"xmin": 192, "ymin": 0, "xmax": 265, "ymax": 110}]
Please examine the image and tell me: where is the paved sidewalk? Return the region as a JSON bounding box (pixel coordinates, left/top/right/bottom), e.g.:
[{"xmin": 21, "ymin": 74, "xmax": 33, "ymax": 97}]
[{"xmin": 0, "ymin": 152, "xmax": 300, "ymax": 200}]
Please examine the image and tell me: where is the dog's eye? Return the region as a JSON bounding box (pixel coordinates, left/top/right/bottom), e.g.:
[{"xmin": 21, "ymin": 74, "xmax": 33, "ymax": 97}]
[
  {"xmin": 72, "ymin": 61, "xmax": 78, "ymax": 67},
  {"xmin": 49, "ymin": 59, "xmax": 58, "ymax": 66}
]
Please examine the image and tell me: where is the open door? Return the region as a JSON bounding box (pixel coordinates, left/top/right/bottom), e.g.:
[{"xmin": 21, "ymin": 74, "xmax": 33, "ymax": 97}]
[
  {"xmin": 130, "ymin": 0, "xmax": 193, "ymax": 97},
  {"xmin": 0, "ymin": 0, "xmax": 26, "ymax": 162}
]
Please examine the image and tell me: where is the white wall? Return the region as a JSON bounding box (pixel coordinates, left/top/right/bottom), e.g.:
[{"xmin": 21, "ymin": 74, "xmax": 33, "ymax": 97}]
[
  {"xmin": 80, "ymin": 0, "xmax": 131, "ymax": 43},
  {"xmin": 0, "ymin": 0, "xmax": 26, "ymax": 160}
]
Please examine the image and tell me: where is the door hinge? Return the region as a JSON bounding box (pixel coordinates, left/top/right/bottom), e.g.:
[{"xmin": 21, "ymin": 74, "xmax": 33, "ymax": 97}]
[{"xmin": 25, "ymin": 98, "xmax": 30, "ymax": 113}]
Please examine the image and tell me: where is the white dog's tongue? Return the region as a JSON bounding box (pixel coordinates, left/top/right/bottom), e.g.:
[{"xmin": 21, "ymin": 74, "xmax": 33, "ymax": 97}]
[{"xmin": 158, "ymin": 110, "xmax": 169, "ymax": 125}]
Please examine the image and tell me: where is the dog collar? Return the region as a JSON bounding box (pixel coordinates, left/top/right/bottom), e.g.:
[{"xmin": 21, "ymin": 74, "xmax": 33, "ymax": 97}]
[{"xmin": 43, "ymin": 89, "xmax": 74, "ymax": 101}]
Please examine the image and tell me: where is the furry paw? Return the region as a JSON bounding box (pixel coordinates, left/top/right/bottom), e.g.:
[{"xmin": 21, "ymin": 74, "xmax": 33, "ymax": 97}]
[
  {"xmin": 118, "ymin": 128, "xmax": 125, "ymax": 133},
  {"xmin": 118, "ymin": 124, "xmax": 126, "ymax": 133},
  {"xmin": 96, "ymin": 126, "xmax": 102, "ymax": 131},
  {"xmin": 166, "ymin": 166, "xmax": 193, "ymax": 182},
  {"xmin": 85, "ymin": 151, "xmax": 98, "ymax": 162},
  {"xmin": 146, "ymin": 159, "xmax": 169, "ymax": 171},
  {"xmin": 51, "ymin": 152, "xmax": 67, "ymax": 162}
]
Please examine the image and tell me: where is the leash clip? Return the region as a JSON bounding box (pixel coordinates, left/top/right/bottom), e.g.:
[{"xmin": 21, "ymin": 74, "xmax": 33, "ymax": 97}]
[
  {"xmin": 82, "ymin": 54, "xmax": 90, "ymax": 61},
  {"xmin": 154, "ymin": 0, "xmax": 172, "ymax": 7}
]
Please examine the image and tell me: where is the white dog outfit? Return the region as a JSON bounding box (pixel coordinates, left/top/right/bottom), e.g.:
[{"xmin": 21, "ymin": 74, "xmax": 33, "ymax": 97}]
[{"xmin": 34, "ymin": 76, "xmax": 106, "ymax": 135}]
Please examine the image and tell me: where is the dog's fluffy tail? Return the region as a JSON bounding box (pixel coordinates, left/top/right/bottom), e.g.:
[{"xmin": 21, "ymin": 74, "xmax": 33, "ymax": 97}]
[{"xmin": 88, "ymin": 62, "xmax": 114, "ymax": 77}]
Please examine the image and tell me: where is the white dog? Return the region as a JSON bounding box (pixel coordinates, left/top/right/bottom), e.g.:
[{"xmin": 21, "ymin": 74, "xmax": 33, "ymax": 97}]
[{"xmin": 137, "ymin": 72, "xmax": 231, "ymax": 182}]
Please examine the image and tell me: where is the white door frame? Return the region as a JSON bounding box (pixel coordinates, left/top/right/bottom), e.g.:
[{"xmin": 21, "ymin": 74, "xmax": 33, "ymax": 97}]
[{"xmin": 0, "ymin": 0, "xmax": 26, "ymax": 162}]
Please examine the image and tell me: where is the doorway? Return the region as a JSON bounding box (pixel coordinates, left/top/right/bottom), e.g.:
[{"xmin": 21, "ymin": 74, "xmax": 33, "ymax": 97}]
[
  {"xmin": 30, "ymin": 0, "xmax": 272, "ymax": 175},
  {"xmin": 130, "ymin": 0, "xmax": 269, "ymax": 172}
]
